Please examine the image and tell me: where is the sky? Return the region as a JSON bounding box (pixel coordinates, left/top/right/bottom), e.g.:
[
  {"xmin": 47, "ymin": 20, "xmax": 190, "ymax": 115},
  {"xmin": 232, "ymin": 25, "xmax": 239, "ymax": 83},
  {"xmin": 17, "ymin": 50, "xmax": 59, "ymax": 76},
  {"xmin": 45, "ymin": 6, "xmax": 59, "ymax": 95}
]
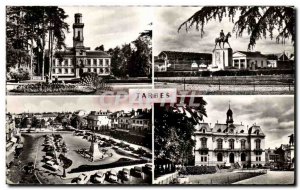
[
  {"xmin": 202, "ymin": 95, "xmax": 294, "ymax": 149},
  {"xmin": 154, "ymin": 7, "xmax": 294, "ymax": 56},
  {"xmin": 60, "ymin": 6, "xmax": 153, "ymax": 50},
  {"xmin": 6, "ymin": 96, "xmax": 151, "ymax": 114}
]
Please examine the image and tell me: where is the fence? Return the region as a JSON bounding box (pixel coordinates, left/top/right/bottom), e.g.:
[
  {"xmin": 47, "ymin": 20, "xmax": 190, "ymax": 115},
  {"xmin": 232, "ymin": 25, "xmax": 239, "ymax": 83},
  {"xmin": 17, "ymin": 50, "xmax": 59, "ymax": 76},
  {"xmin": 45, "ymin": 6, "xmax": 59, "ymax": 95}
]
[{"xmin": 155, "ymin": 76, "xmax": 294, "ymax": 93}]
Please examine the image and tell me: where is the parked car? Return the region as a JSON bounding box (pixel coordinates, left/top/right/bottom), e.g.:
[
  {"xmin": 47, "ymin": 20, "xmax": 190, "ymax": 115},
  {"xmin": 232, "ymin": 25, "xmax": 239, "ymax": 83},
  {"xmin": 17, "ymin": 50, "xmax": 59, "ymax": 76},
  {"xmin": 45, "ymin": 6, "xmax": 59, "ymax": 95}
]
[
  {"xmin": 75, "ymin": 173, "xmax": 90, "ymax": 184},
  {"xmin": 106, "ymin": 170, "xmax": 118, "ymax": 182},
  {"xmin": 131, "ymin": 166, "xmax": 143, "ymax": 178},
  {"xmin": 143, "ymin": 164, "xmax": 152, "ymax": 175},
  {"xmin": 45, "ymin": 161, "xmax": 59, "ymax": 171},
  {"xmin": 93, "ymin": 171, "xmax": 105, "ymax": 183},
  {"xmin": 118, "ymin": 168, "xmax": 130, "ymax": 181}
]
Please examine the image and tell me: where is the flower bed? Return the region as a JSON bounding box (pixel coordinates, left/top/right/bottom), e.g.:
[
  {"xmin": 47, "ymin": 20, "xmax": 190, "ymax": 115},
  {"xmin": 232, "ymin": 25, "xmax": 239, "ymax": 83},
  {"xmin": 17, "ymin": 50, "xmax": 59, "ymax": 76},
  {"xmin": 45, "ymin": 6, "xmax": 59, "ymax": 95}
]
[{"xmin": 10, "ymin": 82, "xmax": 97, "ymax": 94}]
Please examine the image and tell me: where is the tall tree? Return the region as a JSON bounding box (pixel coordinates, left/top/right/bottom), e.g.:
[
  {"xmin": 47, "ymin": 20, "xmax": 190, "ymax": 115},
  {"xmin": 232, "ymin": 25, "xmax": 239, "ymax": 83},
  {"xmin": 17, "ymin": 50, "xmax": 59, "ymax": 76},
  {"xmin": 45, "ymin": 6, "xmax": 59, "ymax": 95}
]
[
  {"xmin": 154, "ymin": 97, "xmax": 207, "ymax": 166},
  {"xmin": 178, "ymin": 6, "xmax": 295, "ymax": 50}
]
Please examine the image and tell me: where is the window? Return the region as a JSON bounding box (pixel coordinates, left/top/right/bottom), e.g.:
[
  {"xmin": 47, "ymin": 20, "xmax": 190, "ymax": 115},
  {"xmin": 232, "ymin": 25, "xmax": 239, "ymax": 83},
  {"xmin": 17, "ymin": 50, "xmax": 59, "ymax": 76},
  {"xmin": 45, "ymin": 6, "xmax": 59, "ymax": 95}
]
[
  {"xmin": 256, "ymin": 156, "xmax": 261, "ymax": 161},
  {"xmin": 241, "ymin": 153, "xmax": 246, "ymax": 161},
  {"xmin": 200, "ymin": 138, "xmax": 207, "ymax": 148},
  {"xmin": 201, "ymin": 156, "xmax": 207, "ymax": 162},
  {"xmin": 58, "ymin": 69, "xmax": 62, "ymax": 74},
  {"xmin": 93, "ymin": 59, "xmax": 97, "ymax": 66},
  {"xmin": 99, "ymin": 59, "xmax": 103, "ymax": 66},
  {"xmin": 217, "ymin": 153, "xmax": 223, "ymax": 162},
  {"xmin": 217, "ymin": 139, "xmax": 223, "ymax": 149},
  {"xmin": 255, "ymin": 139, "xmax": 261, "ymax": 149},
  {"xmin": 87, "ymin": 59, "xmax": 91, "ymax": 66},
  {"xmin": 77, "ymin": 31, "xmax": 80, "ymax": 38},
  {"xmin": 52, "ymin": 69, "xmax": 55, "ymax": 74},
  {"xmin": 88, "ymin": 68, "xmax": 91, "ymax": 72},
  {"xmin": 217, "ymin": 128, "xmax": 221, "ymax": 133},
  {"xmin": 105, "ymin": 59, "xmax": 109, "ymax": 65},
  {"xmin": 64, "ymin": 68, "xmax": 68, "ymax": 74},
  {"xmin": 229, "ymin": 139, "xmax": 234, "ymax": 149},
  {"xmin": 241, "ymin": 140, "xmax": 246, "ymax": 150}
]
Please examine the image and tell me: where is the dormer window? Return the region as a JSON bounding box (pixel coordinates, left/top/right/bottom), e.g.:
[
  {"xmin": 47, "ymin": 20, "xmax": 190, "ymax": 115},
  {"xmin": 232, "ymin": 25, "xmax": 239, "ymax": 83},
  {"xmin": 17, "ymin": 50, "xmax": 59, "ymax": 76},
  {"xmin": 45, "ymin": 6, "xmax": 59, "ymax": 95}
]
[
  {"xmin": 217, "ymin": 128, "xmax": 221, "ymax": 133},
  {"xmin": 229, "ymin": 129, "xmax": 234, "ymax": 133},
  {"xmin": 240, "ymin": 130, "xmax": 244, "ymax": 133}
]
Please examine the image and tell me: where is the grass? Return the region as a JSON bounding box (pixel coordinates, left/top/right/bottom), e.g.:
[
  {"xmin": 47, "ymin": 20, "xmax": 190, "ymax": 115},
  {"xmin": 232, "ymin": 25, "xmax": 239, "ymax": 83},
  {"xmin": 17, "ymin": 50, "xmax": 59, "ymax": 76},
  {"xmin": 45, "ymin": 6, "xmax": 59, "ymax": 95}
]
[{"xmin": 187, "ymin": 171, "xmax": 266, "ymax": 184}]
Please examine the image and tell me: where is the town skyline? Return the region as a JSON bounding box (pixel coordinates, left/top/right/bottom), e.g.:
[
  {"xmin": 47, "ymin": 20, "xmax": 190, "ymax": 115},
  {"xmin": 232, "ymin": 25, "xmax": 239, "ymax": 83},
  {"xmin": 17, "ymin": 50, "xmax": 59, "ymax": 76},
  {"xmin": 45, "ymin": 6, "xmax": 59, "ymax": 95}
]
[
  {"xmin": 154, "ymin": 7, "xmax": 294, "ymax": 56},
  {"xmin": 6, "ymin": 96, "xmax": 152, "ymax": 114}
]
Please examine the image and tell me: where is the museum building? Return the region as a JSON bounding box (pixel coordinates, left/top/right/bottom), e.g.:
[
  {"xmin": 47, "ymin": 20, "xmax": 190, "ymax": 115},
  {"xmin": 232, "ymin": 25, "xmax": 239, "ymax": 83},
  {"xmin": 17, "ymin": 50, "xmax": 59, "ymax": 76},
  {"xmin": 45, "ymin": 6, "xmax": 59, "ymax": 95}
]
[
  {"xmin": 194, "ymin": 104, "xmax": 266, "ymax": 168},
  {"xmin": 51, "ymin": 13, "xmax": 111, "ymax": 79}
]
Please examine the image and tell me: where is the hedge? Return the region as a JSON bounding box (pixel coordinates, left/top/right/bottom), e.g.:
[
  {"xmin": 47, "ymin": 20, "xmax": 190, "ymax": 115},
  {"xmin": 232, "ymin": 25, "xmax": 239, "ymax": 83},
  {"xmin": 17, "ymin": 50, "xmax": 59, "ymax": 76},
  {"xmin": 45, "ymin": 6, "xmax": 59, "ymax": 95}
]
[
  {"xmin": 155, "ymin": 69, "xmax": 294, "ymax": 78},
  {"xmin": 179, "ymin": 166, "xmax": 217, "ymax": 175}
]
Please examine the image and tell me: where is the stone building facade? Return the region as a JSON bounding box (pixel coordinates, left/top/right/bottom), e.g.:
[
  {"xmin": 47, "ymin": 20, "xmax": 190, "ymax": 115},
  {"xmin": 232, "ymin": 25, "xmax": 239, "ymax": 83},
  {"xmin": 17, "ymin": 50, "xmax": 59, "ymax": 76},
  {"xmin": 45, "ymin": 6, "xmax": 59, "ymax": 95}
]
[
  {"xmin": 52, "ymin": 13, "xmax": 111, "ymax": 79},
  {"xmin": 194, "ymin": 104, "xmax": 266, "ymax": 168}
]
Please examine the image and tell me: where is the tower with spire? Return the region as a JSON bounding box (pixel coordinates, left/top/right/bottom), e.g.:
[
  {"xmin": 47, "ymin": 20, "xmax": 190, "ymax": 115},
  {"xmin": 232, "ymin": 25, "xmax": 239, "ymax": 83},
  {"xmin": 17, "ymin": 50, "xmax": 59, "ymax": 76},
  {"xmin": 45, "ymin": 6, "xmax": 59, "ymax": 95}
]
[{"xmin": 226, "ymin": 101, "xmax": 234, "ymax": 124}]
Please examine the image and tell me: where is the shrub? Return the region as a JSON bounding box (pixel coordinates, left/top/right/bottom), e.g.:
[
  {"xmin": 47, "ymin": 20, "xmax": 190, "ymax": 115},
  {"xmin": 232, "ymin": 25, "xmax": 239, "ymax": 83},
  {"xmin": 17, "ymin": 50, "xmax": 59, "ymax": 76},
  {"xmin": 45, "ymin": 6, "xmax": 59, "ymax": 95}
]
[
  {"xmin": 8, "ymin": 67, "xmax": 31, "ymax": 82},
  {"xmin": 181, "ymin": 166, "xmax": 217, "ymax": 175}
]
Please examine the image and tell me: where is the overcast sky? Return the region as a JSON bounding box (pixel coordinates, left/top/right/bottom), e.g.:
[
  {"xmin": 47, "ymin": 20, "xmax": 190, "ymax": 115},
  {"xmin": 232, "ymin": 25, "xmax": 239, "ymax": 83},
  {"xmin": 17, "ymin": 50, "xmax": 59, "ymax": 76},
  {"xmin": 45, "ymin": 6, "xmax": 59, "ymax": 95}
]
[
  {"xmin": 202, "ymin": 95, "xmax": 294, "ymax": 149},
  {"xmin": 6, "ymin": 96, "xmax": 151, "ymax": 114},
  {"xmin": 60, "ymin": 6, "xmax": 153, "ymax": 50},
  {"xmin": 154, "ymin": 7, "xmax": 294, "ymax": 56}
]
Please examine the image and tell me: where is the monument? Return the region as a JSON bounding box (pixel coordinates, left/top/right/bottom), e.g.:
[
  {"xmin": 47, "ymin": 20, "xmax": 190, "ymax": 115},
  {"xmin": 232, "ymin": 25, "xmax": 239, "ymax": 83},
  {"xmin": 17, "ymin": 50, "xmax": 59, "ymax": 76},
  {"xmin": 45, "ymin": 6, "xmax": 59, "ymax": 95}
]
[
  {"xmin": 89, "ymin": 133, "xmax": 103, "ymax": 161},
  {"xmin": 209, "ymin": 31, "xmax": 233, "ymax": 71}
]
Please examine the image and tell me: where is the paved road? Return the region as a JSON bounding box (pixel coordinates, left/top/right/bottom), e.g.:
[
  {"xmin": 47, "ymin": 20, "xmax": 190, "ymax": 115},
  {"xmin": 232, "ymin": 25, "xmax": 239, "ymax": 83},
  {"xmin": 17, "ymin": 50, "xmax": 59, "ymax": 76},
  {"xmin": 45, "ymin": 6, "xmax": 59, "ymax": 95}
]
[{"xmin": 234, "ymin": 170, "xmax": 294, "ymax": 185}]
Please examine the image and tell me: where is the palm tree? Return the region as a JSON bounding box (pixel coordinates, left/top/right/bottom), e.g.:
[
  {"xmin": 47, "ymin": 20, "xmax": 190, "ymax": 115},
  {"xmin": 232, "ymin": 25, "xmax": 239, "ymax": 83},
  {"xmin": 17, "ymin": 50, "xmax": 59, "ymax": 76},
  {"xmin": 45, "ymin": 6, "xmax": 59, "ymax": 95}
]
[{"xmin": 178, "ymin": 6, "xmax": 295, "ymax": 50}]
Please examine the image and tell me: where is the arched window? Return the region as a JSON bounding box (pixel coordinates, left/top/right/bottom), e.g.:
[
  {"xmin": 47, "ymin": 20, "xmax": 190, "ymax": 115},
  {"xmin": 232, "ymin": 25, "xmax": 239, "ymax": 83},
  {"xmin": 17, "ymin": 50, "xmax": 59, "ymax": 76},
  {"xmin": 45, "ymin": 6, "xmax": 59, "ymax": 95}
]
[
  {"xmin": 255, "ymin": 139, "xmax": 261, "ymax": 149},
  {"xmin": 229, "ymin": 139, "xmax": 235, "ymax": 149},
  {"xmin": 217, "ymin": 153, "xmax": 223, "ymax": 162},
  {"xmin": 200, "ymin": 137, "xmax": 207, "ymax": 148},
  {"xmin": 217, "ymin": 139, "xmax": 223, "ymax": 149}
]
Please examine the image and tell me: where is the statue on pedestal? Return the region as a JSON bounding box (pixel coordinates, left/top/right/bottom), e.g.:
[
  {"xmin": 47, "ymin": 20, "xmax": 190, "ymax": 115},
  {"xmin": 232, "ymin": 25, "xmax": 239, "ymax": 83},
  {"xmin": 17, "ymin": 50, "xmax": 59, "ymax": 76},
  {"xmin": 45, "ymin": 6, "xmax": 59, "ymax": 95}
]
[{"xmin": 214, "ymin": 30, "xmax": 232, "ymax": 51}]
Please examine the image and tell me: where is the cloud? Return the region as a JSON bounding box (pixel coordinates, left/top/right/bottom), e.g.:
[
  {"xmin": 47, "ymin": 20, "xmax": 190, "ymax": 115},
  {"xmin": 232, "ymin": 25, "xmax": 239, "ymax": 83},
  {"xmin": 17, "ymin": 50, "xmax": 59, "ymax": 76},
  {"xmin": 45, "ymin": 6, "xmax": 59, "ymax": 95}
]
[
  {"xmin": 61, "ymin": 6, "xmax": 153, "ymax": 50},
  {"xmin": 203, "ymin": 96, "xmax": 294, "ymax": 149},
  {"xmin": 154, "ymin": 7, "xmax": 294, "ymax": 55}
]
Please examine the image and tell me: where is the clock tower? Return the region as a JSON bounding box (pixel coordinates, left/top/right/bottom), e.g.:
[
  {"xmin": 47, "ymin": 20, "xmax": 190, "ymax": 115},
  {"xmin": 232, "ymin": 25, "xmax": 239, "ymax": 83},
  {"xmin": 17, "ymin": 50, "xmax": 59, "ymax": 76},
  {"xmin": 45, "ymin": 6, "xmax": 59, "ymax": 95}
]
[{"xmin": 73, "ymin": 13, "xmax": 84, "ymax": 48}]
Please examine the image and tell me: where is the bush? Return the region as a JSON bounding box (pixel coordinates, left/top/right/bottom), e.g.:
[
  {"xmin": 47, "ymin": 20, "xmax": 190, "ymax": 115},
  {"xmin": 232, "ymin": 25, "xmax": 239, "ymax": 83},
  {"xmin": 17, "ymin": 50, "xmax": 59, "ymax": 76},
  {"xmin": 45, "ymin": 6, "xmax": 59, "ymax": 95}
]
[
  {"xmin": 8, "ymin": 67, "xmax": 31, "ymax": 82},
  {"xmin": 180, "ymin": 166, "xmax": 217, "ymax": 175}
]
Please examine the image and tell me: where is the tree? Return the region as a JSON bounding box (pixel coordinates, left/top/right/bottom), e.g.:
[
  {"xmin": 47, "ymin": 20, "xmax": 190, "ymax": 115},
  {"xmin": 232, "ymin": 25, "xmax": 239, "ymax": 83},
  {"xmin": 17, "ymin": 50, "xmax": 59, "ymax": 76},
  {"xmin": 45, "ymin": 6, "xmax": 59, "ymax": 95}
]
[
  {"xmin": 58, "ymin": 154, "xmax": 72, "ymax": 177},
  {"xmin": 95, "ymin": 45, "xmax": 104, "ymax": 51},
  {"xmin": 70, "ymin": 115, "xmax": 83, "ymax": 129},
  {"xmin": 6, "ymin": 6, "xmax": 69, "ymax": 79},
  {"xmin": 154, "ymin": 97, "xmax": 207, "ymax": 168},
  {"xmin": 178, "ymin": 6, "xmax": 295, "ymax": 50}
]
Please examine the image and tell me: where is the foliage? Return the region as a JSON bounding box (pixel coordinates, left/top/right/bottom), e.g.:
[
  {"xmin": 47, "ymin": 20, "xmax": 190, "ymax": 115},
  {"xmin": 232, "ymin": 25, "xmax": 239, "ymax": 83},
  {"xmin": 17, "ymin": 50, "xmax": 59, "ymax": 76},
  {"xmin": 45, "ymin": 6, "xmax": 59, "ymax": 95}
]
[
  {"xmin": 107, "ymin": 30, "xmax": 152, "ymax": 78},
  {"xmin": 95, "ymin": 44, "xmax": 105, "ymax": 51},
  {"xmin": 7, "ymin": 66, "xmax": 31, "ymax": 81},
  {"xmin": 79, "ymin": 72, "xmax": 104, "ymax": 88},
  {"xmin": 178, "ymin": 6, "xmax": 295, "ymax": 50},
  {"xmin": 154, "ymin": 97, "xmax": 207, "ymax": 165},
  {"xmin": 6, "ymin": 6, "xmax": 69, "ymax": 77}
]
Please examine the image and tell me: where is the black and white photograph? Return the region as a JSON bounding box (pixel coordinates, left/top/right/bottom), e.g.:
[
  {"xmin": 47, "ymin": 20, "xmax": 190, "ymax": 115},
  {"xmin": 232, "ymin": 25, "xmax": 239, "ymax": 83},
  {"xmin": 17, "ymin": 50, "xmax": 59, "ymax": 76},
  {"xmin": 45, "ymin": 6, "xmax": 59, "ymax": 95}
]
[
  {"xmin": 6, "ymin": 6, "xmax": 152, "ymax": 95},
  {"xmin": 154, "ymin": 96, "xmax": 294, "ymax": 184},
  {"xmin": 6, "ymin": 96, "xmax": 152, "ymax": 184},
  {"xmin": 154, "ymin": 6, "xmax": 295, "ymax": 95}
]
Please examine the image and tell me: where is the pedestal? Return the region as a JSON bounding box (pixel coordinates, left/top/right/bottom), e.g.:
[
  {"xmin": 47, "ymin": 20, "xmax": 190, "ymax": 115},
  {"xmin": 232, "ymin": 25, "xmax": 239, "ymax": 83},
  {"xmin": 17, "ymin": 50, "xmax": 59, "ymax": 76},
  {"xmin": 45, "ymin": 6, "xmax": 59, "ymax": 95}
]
[
  {"xmin": 89, "ymin": 142, "xmax": 103, "ymax": 162},
  {"xmin": 211, "ymin": 48, "xmax": 233, "ymax": 70}
]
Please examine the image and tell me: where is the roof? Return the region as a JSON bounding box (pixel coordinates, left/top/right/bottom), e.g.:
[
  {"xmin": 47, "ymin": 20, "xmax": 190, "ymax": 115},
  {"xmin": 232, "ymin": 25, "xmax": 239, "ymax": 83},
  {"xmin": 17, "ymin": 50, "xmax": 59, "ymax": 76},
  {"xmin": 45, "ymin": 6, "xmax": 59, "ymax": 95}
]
[
  {"xmin": 42, "ymin": 113, "xmax": 57, "ymax": 118},
  {"xmin": 86, "ymin": 51, "xmax": 111, "ymax": 58},
  {"xmin": 158, "ymin": 51, "xmax": 212, "ymax": 60},
  {"xmin": 234, "ymin": 51, "xmax": 267, "ymax": 58}
]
